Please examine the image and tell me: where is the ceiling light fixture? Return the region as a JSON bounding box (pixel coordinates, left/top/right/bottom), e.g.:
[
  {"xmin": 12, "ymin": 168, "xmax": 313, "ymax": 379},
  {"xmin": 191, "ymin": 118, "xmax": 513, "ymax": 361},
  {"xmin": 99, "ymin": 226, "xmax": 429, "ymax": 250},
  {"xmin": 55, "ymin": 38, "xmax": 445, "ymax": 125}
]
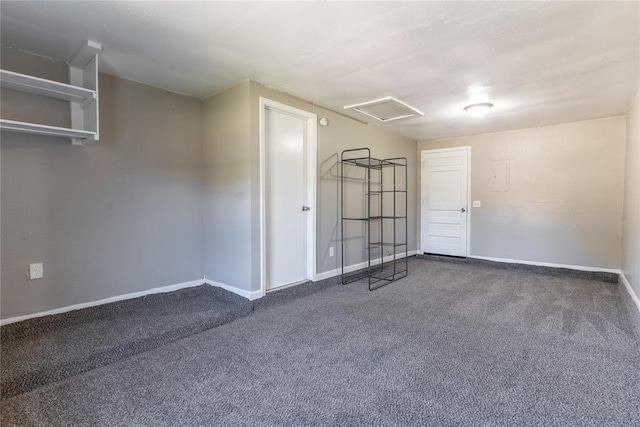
[{"xmin": 464, "ymin": 102, "xmax": 494, "ymax": 118}]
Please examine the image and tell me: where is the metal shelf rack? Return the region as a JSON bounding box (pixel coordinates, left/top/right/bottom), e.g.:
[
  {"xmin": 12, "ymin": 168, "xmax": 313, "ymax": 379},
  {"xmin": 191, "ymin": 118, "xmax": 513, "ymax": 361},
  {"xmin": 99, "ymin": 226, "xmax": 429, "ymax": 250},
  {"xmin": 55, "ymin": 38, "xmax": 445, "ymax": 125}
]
[{"xmin": 341, "ymin": 148, "xmax": 408, "ymax": 290}]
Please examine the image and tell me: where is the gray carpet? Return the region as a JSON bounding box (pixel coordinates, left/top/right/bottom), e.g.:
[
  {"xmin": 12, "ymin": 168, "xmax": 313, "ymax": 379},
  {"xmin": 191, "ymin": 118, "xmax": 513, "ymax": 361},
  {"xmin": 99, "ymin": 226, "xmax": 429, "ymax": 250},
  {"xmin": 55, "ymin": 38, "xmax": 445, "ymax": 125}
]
[
  {"xmin": 2, "ymin": 258, "xmax": 639, "ymax": 426},
  {"xmin": 1, "ymin": 285, "xmax": 253, "ymax": 399},
  {"xmin": 418, "ymin": 253, "xmax": 621, "ymax": 283},
  {"xmin": 0, "ymin": 276, "xmax": 341, "ymax": 400}
]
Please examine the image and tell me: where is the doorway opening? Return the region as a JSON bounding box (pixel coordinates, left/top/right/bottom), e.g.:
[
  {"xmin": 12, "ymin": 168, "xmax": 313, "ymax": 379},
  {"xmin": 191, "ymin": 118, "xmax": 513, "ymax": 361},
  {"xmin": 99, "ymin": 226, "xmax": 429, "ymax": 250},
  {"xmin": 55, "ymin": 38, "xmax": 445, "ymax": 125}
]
[
  {"xmin": 420, "ymin": 147, "xmax": 471, "ymax": 257},
  {"xmin": 259, "ymin": 98, "xmax": 317, "ymax": 295}
]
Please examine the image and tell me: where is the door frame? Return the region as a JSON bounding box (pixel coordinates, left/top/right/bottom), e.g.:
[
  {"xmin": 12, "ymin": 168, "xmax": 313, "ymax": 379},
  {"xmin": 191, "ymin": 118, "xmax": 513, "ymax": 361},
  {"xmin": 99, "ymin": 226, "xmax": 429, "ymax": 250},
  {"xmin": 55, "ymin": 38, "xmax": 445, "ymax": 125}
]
[
  {"xmin": 419, "ymin": 146, "xmax": 472, "ymax": 257},
  {"xmin": 259, "ymin": 97, "xmax": 317, "ymax": 296}
]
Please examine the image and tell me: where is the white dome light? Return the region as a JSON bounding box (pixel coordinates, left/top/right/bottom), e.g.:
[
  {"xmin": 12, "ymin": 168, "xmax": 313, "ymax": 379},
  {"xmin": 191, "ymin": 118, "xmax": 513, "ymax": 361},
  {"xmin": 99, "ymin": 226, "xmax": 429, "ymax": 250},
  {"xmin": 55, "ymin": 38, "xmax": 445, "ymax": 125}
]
[{"xmin": 464, "ymin": 102, "xmax": 494, "ymax": 118}]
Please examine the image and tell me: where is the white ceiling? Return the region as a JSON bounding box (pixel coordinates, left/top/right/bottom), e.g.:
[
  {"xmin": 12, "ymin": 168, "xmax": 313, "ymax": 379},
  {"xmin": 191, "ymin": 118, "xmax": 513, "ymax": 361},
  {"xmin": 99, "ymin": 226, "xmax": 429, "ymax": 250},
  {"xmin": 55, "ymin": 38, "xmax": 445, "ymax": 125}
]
[{"xmin": 1, "ymin": 1, "xmax": 638, "ymax": 141}]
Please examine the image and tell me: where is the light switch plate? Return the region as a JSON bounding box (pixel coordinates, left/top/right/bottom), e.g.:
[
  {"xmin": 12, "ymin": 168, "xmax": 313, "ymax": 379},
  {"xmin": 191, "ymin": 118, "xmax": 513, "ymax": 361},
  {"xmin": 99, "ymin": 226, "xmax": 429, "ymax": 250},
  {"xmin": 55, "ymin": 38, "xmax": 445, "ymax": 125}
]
[
  {"xmin": 29, "ymin": 263, "xmax": 43, "ymax": 280},
  {"xmin": 473, "ymin": 200, "xmax": 481, "ymax": 208}
]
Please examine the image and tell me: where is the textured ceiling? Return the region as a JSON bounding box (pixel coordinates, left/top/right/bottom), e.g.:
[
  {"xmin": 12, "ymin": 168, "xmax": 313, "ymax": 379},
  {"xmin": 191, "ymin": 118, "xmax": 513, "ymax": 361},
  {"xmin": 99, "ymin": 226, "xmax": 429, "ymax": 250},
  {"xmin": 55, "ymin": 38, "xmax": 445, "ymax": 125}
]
[{"xmin": 1, "ymin": 1, "xmax": 638, "ymax": 141}]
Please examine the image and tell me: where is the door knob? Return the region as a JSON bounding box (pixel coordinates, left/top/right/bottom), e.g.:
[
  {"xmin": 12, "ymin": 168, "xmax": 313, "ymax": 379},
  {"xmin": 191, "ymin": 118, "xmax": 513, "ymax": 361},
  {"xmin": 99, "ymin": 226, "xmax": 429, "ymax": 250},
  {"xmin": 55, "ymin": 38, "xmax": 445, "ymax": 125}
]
[
  {"xmin": 460, "ymin": 208, "xmax": 466, "ymax": 213},
  {"xmin": 302, "ymin": 206, "xmax": 310, "ymax": 211}
]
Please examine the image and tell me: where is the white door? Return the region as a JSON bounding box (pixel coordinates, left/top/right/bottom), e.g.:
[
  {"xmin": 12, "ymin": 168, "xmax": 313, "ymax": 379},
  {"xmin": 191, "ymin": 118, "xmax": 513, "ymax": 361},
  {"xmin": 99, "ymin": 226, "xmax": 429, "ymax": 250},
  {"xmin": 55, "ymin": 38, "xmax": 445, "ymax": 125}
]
[
  {"xmin": 265, "ymin": 108, "xmax": 307, "ymax": 290},
  {"xmin": 420, "ymin": 148, "xmax": 469, "ymax": 256}
]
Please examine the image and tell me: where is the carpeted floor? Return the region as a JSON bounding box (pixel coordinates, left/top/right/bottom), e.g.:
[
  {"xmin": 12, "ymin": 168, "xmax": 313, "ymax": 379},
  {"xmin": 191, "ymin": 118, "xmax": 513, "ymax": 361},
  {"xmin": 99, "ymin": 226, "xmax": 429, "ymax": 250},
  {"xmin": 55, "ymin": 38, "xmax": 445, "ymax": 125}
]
[
  {"xmin": 1, "ymin": 276, "xmax": 340, "ymax": 401},
  {"xmin": 1, "ymin": 286, "xmax": 254, "ymax": 399},
  {"xmin": 1, "ymin": 257, "xmax": 639, "ymax": 426}
]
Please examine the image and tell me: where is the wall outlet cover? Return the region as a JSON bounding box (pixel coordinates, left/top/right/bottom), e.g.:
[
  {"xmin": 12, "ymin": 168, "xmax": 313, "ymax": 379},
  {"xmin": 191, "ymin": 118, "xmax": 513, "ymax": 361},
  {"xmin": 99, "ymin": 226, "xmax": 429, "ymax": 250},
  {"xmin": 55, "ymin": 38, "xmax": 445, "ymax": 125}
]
[
  {"xmin": 473, "ymin": 200, "xmax": 481, "ymax": 208},
  {"xmin": 29, "ymin": 263, "xmax": 43, "ymax": 280}
]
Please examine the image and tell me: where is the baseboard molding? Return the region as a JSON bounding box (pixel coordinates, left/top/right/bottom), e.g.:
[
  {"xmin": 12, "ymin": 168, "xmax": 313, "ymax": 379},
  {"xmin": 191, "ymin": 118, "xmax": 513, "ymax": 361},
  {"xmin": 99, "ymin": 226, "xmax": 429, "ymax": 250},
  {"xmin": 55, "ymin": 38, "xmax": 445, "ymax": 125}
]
[
  {"xmin": 205, "ymin": 278, "xmax": 263, "ymax": 301},
  {"xmin": 467, "ymin": 255, "xmax": 621, "ymax": 274},
  {"xmin": 620, "ymin": 272, "xmax": 640, "ymax": 313},
  {"xmin": 315, "ymin": 250, "xmax": 418, "ymax": 281},
  {"xmin": 0, "ymin": 278, "xmax": 206, "ymax": 326}
]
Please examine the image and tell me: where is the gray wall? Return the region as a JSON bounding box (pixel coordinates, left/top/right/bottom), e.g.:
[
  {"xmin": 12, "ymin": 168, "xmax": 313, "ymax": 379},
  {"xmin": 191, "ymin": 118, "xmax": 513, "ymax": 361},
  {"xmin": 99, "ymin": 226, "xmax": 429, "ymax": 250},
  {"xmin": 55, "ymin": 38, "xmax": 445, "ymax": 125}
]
[
  {"xmin": 248, "ymin": 82, "xmax": 418, "ymax": 291},
  {"xmin": 622, "ymin": 90, "xmax": 640, "ymax": 297},
  {"xmin": 2, "ymin": 46, "xmax": 628, "ymax": 319},
  {"xmin": 202, "ymin": 81, "xmax": 252, "ymax": 289},
  {"xmin": 313, "ymin": 105, "xmax": 417, "ymax": 276},
  {"xmin": 417, "ymin": 116, "xmax": 626, "ymax": 269},
  {"xmin": 203, "ymin": 80, "xmax": 417, "ymax": 293},
  {"xmin": 1, "ymin": 48, "xmax": 204, "ymax": 319}
]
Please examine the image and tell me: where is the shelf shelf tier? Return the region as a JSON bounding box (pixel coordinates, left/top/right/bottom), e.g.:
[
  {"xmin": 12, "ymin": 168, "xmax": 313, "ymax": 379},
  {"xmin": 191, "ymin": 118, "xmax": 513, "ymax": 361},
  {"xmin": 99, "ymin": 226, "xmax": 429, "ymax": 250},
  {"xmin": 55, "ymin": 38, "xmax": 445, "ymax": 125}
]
[
  {"xmin": 0, "ymin": 40, "xmax": 101, "ymax": 145},
  {"xmin": 343, "ymin": 216, "xmax": 407, "ymax": 221},
  {"xmin": 341, "ymin": 156, "xmax": 406, "ymax": 169},
  {"xmin": 0, "ymin": 119, "xmax": 96, "ymax": 141},
  {"xmin": 368, "ymin": 190, "xmax": 408, "ymax": 194},
  {"xmin": 341, "ymin": 262, "xmax": 408, "ymax": 288},
  {"xmin": 0, "ymin": 69, "xmax": 96, "ymax": 104}
]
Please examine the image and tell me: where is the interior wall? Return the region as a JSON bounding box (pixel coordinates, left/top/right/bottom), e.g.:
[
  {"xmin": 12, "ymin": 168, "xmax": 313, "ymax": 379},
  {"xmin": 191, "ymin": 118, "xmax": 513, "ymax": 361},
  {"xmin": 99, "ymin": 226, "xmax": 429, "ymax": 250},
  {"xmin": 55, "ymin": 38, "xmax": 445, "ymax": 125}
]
[
  {"xmin": 312, "ymin": 105, "xmax": 418, "ymax": 276},
  {"xmin": 202, "ymin": 81, "xmax": 252, "ymax": 290},
  {"xmin": 201, "ymin": 81, "xmax": 417, "ymax": 293},
  {"xmin": 622, "ymin": 90, "xmax": 640, "ymax": 298},
  {"xmin": 1, "ymin": 48, "xmax": 204, "ymax": 319},
  {"xmin": 247, "ymin": 82, "xmax": 418, "ymax": 291},
  {"xmin": 417, "ymin": 116, "xmax": 626, "ymax": 269}
]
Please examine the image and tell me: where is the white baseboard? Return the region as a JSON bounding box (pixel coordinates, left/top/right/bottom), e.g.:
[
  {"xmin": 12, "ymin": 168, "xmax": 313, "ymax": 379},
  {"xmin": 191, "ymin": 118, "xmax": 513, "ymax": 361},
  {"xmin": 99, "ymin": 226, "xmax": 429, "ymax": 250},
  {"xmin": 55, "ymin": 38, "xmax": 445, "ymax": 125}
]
[
  {"xmin": 0, "ymin": 278, "xmax": 206, "ymax": 326},
  {"xmin": 248, "ymin": 290, "xmax": 263, "ymax": 300},
  {"xmin": 467, "ymin": 255, "xmax": 621, "ymax": 274},
  {"xmin": 315, "ymin": 250, "xmax": 418, "ymax": 281},
  {"xmin": 620, "ymin": 272, "xmax": 640, "ymax": 313},
  {"xmin": 205, "ymin": 278, "xmax": 263, "ymax": 301},
  {"xmin": 217, "ymin": 250, "xmax": 417, "ymax": 298}
]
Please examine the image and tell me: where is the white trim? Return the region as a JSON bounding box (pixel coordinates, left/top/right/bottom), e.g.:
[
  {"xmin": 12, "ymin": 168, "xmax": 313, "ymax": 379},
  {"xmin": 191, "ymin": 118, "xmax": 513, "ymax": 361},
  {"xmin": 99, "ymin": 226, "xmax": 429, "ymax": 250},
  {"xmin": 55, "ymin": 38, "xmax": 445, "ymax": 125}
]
[
  {"xmin": 419, "ymin": 146, "xmax": 471, "ymax": 257},
  {"xmin": 205, "ymin": 278, "xmax": 263, "ymax": 301},
  {"xmin": 259, "ymin": 98, "xmax": 267, "ymax": 300},
  {"xmin": 249, "ymin": 290, "xmax": 264, "ymax": 301},
  {"xmin": 265, "ymin": 279, "xmax": 308, "ymax": 293},
  {"xmin": 620, "ymin": 272, "xmax": 640, "ymax": 313},
  {"xmin": 0, "ymin": 278, "xmax": 205, "ymax": 326},
  {"xmin": 466, "ymin": 148, "xmax": 472, "ymax": 257},
  {"xmin": 418, "ymin": 147, "xmax": 471, "ymax": 155},
  {"xmin": 259, "ymin": 97, "xmax": 318, "ymax": 297},
  {"xmin": 316, "ymin": 250, "xmax": 418, "ymax": 281},
  {"xmin": 468, "ymin": 255, "xmax": 621, "ymax": 274}
]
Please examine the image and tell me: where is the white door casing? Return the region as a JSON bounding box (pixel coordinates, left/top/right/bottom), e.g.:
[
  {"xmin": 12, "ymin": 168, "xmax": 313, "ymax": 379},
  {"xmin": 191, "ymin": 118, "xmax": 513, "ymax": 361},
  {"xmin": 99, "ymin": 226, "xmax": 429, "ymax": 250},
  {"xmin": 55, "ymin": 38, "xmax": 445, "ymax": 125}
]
[
  {"xmin": 259, "ymin": 98, "xmax": 317, "ymax": 295},
  {"xmin": 420, "ymin": 148, "xmax": 470, "ymax": 257}
]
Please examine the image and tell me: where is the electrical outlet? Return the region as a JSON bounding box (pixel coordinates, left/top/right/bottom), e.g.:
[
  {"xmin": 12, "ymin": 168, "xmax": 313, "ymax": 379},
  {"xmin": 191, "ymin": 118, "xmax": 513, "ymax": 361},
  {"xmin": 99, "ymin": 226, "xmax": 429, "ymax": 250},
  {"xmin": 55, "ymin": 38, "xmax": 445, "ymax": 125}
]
[
  {"xmin": 473, "ymin": 200, "xmax": 481, "ymax": 208},
  {"xmin": 329, "ymin": 246, "xmax": 335, "ymax": 257},
  {"xmin": 29, "ymin": 263, "xmax": 43, "ymax": 280}
]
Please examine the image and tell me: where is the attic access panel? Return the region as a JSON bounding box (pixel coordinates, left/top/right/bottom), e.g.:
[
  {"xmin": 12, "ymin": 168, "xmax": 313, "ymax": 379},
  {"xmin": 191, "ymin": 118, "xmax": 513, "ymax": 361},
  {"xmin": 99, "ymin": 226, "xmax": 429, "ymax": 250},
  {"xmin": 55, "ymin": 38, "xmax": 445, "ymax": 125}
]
[{"xmin": 344, "ymin": 96, "xmax": 424, "ymax": 122}]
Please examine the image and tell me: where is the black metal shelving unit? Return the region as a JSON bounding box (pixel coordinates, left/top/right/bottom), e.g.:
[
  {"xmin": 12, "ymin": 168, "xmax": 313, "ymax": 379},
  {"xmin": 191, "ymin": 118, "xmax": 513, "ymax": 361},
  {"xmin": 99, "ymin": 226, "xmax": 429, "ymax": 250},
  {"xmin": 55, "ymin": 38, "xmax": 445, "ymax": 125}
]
[{"xmin": 341, "ymin": 148, "xmax": 408, "ymax": 290}]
